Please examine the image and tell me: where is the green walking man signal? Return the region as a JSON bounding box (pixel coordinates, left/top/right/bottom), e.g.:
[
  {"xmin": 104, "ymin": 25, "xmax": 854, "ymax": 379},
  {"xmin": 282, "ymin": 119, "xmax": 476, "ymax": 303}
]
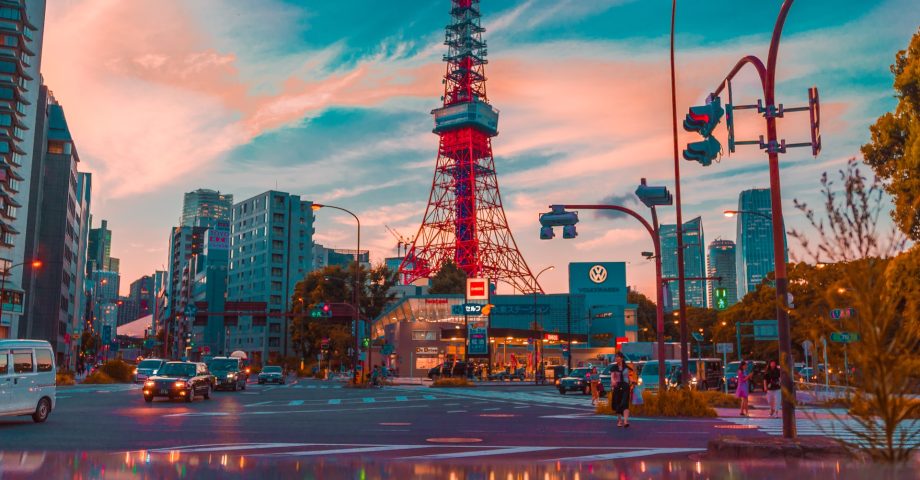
[{"xmin": 714, "ymin": 287, "xmax": 728, "ymax": 310}]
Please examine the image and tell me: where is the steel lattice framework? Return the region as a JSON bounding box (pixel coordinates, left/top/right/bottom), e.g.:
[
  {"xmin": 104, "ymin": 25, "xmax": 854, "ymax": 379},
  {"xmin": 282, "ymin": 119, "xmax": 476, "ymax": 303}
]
[{"xmin": 400, "ymin": 0, "xmax": 540, "ymax": 294}]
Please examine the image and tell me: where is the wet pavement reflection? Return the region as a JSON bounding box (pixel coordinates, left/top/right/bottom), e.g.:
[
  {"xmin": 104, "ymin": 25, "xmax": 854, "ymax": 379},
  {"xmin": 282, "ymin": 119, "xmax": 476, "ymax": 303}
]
[{"xmin": 1, "ymin": 450, "xmax": 919, "ymax": 479}]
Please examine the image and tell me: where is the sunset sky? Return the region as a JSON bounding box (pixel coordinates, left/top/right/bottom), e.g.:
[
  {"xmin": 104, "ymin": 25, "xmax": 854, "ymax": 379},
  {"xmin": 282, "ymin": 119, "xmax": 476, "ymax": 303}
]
[{"xmin": 40, "ymin": 0, "xmax": 916, "ymax": 296}]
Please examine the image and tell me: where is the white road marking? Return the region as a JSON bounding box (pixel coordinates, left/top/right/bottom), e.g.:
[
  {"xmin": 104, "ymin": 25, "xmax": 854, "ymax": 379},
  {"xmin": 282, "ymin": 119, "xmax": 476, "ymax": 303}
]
[
  {"xmin": 447, "ymin": 410, "xmax": 467, "ymax": 413},
  {"xmin": 167, "ymin": 404, "xmax": 428, "ymax": 418},
  {"xmin": 403, "ymin": 446, "xmax": 556, "ymax": 460},
  {"xmin": 266, "ymin": 445, "xmax": 432, "ymax": 457},
  {"xmin": 288, "ymin": 400, "xmax": 304, "ymax": 406},
  {"xmin": 246, "ymin": 401, "xmax": 274, "ymax": 407},
  {"xmin": 549, "ymin": 447, "xmax": 706, "ymax": 462},
  {"xmin": 152, "ymin": 443, "xmax": 313, "ymax": 453},
  {"xmin": 482, "ymin": 407, "xmax": 500, "ymax": 411},
  {"xmin": 328, "ymin": 399, "xmax": 341, "ymax": 405},
  {"xmin": 362, "ymin": 397, "xmax": 376, "ymax": 403}
]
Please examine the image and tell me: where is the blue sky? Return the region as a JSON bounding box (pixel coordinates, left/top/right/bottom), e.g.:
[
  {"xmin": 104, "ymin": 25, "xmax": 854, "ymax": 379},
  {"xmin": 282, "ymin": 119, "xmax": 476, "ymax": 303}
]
[{"xmin": 41, "ymin": 0, "xmax": 917, "ymax": 296}]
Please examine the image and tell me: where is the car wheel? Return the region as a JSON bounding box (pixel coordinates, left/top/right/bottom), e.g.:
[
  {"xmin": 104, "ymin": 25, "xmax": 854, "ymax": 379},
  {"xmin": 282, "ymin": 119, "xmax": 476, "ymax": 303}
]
[
  {"xmin": 231, "ymin": 383, "xmax": 237, "ymax": 392},
  {"xmin": 185, "ymin": 389, "xmax": 194, "ymax": 403},
  {"xmin": 259, "ymin": 380, "xmax": 264, "ymax": 384},
  {"xmin": 204, "ymin": 386, "xmax": 211, "ymax": 400},
  {"xmin": 241, "ymin": 381, "xmax": 246, "ymax": 390},
  {"xmin": 559, "ymin": 388, "xmax": 566, "ymax": 395},
  {"xmin": 144, "ymin": 395, "xmax": 153, "ymax": 403},
  {"xmin": 32, "ymin": 398, "xmax": 51, "ymax": 423}
]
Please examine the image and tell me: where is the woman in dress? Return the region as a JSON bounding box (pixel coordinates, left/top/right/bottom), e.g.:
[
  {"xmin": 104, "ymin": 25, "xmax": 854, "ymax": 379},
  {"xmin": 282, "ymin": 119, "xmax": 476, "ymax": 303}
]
[
  {"xmin": 611, "ymin": 352, "xmax": 633, "ymax": 428},
  {"xmin": 590, "ymin": 366, "xmax": 600, "ymax": 405},
  {"xmin": 736, "ymin": 360, "xmax": 750, "ymax": 416}
]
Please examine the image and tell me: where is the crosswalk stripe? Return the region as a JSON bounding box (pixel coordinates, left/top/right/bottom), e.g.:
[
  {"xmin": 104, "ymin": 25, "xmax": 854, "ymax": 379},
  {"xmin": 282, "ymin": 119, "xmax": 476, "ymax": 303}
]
[
  {"xmin": 363, "ymin": 397, "xmax": 376, "ymax": 403},
  {"xmin": 288, "ymin": 400, "xmax": 304, "ymax": 406},
  {"xmin": 153, "ymin": 443, "xmax": 310, "ymax": 453},
  {"xmin": 550, "ymin": 447, "xmax": 705, "ymax": 462},
  {"xmin": 396, "ymin": 396, "xmax": 408, "ymax": 401},
  {"xmin": 403, "ymin": 446, "xmax": 555, "ymax": 460},
  {"xmin": 328, "ymin": 399, "xmax": 341, "ymax": 405}
]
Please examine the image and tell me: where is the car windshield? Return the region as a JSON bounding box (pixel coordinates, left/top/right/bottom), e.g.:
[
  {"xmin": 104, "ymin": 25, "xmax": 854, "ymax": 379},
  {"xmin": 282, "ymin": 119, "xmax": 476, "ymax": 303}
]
[
  {"xmin": 641, "ymin": 362, "xmax": 660, "ymax": 376},
  {"xmin": 138, "ymin": 360, "xmax": 162, "ymax": 369},
  {"xmin": 160, "ymin": 363, "xmax": 196, "ymax": 377},
  {"xmin": 570, "ymin": 368, "xmax": 589, "ymax": 378},
  {"xmin": 263, "ymin": 366, "xmax": 282, "ymax": 373},
  {"xmin": 725, "ymin": 363, "xmax": 740, "ymax": 374},
  {"xmin": 209, "ymin": 359, "xmax": 239, "ymax": 370}
]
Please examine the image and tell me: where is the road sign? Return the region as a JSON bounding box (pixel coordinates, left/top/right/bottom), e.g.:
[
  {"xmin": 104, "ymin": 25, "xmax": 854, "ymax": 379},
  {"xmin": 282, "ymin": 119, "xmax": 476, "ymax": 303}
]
[
  {"xmin": 468, "ymin": 326, "xmax": 488, "ymax": 356},
  {"xmin": 716, "ymin": 343, "xmax": 733, "ymax": 354},
  {"xmin": 691, "ymin": 332, "xmax": 704, "ymax": 342},
  {"xmin": 451, "ymin": 303, "xmax": 484, "ymax": 316},
  {"xmin": 830, "ymin": 332, "xmax": 860, "ymax": 343},
  {"xmin": 830, "ymin": 308, "xmax": 855, "ymax": 320},
  {"xmin": 466, "ymin": 278, "xmax": 488, "ymax": 300},
  {"xmin": 802, "ymin": 339, "xmax": 814, "ymax": 353},
  {"xmin": 184, "ymin": 304, "xmax": 198, "ymax": 317},
  {"xmin": 753, "ymin": 320, "xmax": 779, "ymax": 340}
]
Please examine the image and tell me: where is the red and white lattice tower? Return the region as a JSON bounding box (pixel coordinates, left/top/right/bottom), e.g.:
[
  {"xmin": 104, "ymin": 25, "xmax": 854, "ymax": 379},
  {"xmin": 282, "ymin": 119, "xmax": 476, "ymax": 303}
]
[{"xmin": 400, "ymin": 0, "xmax": 540, "ymax": 293}]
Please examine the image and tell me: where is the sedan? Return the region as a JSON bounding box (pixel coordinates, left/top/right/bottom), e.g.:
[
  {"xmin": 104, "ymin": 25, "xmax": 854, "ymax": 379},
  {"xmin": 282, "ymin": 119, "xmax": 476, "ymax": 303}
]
[
  {"xmin": 558, "ymin": 367, "xmax": 591, "ymax": 395},
  {"xmin": 258, "ymin": 366, "xmax": 286, "ymax": 385},
  {"xmin": 143, "ymin": 362, "xmax": 212, "ymax": 403}
]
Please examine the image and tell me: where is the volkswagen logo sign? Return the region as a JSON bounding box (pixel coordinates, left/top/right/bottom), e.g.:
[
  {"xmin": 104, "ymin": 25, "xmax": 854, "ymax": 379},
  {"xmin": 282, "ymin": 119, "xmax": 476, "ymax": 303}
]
[{"xmin": 588, "ymin": 265, "xmax": 607, "ymax": 284}]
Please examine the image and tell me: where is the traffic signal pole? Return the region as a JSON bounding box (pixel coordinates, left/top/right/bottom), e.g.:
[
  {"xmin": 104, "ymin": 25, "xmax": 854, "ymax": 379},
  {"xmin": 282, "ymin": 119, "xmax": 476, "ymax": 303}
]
[
  {"xmin": 705, "ymin": 0, "xmax": 797, "ymax": 439},
  {"xmin": 669, "ymin": 0, "xmax": 691, "ymax": 388}
]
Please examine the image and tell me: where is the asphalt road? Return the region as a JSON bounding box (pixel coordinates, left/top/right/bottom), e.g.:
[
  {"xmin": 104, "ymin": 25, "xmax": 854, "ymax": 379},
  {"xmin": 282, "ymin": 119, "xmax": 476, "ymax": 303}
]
[{"xmin": 0, "ymin": 378, "xmax": 769, "ymax": 462}]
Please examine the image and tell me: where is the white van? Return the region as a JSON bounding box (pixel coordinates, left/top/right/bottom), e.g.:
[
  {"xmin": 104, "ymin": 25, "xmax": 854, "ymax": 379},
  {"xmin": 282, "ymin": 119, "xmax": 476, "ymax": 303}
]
[{"xmin": 0, "ymin": 340, "xmax": 56, "ymax": 423}]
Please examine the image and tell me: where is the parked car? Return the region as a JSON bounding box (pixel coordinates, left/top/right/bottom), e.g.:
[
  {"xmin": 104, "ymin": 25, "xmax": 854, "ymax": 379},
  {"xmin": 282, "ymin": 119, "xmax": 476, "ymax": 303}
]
[
  {"xmin": 207, "ymin": 356, "xmax": 247, "ymax": 391},
  {"xmin": 725, "ymin": 361, "xmax": 767, "ymax": 393},
  {"xmin": 0, "ymin": 340, "xmax": 56, "ymax": 423},
  {"xmin": 549, "ymin": 365, "xmax": 568, "ymax": 386},
  {"xmin": 258, "ymin": 366, "xmax": 285, "ymax": 385},
  {"xmin": 667, "ymin": 358, "xmax": 725, "ymax": 390},
  {"xmin": 600, "ymin": 360, "xmax": 646, "ymax": 395},
  {"xmin": 638, "ymin": 360, "xmax": 680, "ymax": 393},
  {"xmin": 488, "ymin": 367, "xmax": 526, "ymax": 382},
  {"xmin": 143, "ymin": 362, "xmax": 212, "ymax": 403},
  {"xmin": 558, "ymin": 367, "xmax": 591, "ymax": 395},
  {"xmin": 427, "ymin": 361, "xmax": 469, "ymax": 380},
  {"xmin": 133, "ymin": 358, "xmax": 167, "ymax": 383}
]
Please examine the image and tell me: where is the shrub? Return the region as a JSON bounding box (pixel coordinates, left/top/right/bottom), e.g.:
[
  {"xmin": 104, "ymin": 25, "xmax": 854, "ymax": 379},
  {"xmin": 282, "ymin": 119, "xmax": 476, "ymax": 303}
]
[
  {"xmin": 98, "ymin": 359, "xmax": 134, "ymax": 383},
  {"xmin": 82, "ymin": 371, "xmax": 115, "ymax": 384},
  {"xmin": 56, "ymin": 370, "xmax": 75, "ymax": 386},
  {"xmin": 596, "ymin": 388, "xmax": 716, "ymax": 417},
  {"xmin": 432, "ymin": 377, "xmax": 473, "ymax": 388},
  {"xmin": 697, "ymin": 390, "xmax": 742, "ymax": 408}
]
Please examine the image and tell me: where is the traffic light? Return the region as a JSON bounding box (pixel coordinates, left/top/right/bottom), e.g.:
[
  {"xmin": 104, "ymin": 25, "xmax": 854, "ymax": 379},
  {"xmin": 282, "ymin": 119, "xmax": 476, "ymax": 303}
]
[
  {"xmin": 539, "ymin": 205, "xmax": 578, "ymax": 240},
  {"xmin": 361, "ymin": 337, "xmax": 370, "ymax": 349},
  {"xmin": 310, "ymin": 303, "xmax": 333, "ymax": 318},
  {"xmin": 714, "ymin": 287, "xmax": 728, "ymax": 310},
  {"xmin": 683, "ymin": 136, "xmax": 722, "ymax": 167},
  {"xmin": 682, "ymin": 96, "xmax": 724, "ymax": 166}
]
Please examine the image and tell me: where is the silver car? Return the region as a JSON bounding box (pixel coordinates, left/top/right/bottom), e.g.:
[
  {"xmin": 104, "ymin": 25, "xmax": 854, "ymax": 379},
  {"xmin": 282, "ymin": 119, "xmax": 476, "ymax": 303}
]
[
  {"xmin": 134, "ymin": 359, "xmax": 167, "ymax": 383},
  {"xmin": 258, "ymin": 366, "xmax": 285, "ymax": 385}
]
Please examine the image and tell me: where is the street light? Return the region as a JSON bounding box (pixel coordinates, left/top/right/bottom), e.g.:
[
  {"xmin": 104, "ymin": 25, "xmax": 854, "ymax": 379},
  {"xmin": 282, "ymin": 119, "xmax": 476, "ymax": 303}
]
[
  {"xmin": 312, "ymin": 203, "xmax": 362, "ymax": 384},
  {"xmin": 0, "ymin": 259, "xmax": 42, "ymax": 327},
  {"xmin": 532, "ymin": 265, "xmax": 554, "ymax": 384},
  {"xmin": 541, "ymin": 178, "xmax": 672, "ymax": 389}
]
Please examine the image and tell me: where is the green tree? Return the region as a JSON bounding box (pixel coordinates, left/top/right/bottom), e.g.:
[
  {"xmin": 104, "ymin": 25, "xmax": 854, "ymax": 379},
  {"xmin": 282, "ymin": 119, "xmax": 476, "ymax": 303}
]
[
  {"xmin": 861, "ymin": 28, "xmax": 920, "ymax": 241},
  {"xmin": 627, "ymin": 289, "xmax": 657, "ymax": 341},
  {"xmin": 427, "ymin": 260, "xmax": 467, "ymax": 294},
  {"xmin": 790, "ymin": 159, "xmax": 919, "ymax": 463}
]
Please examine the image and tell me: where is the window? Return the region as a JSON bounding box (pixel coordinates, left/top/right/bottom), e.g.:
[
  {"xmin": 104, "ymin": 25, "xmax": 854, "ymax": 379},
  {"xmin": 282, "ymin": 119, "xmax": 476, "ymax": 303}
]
[
  {"xmin": 268, "ymin": 337, "xmax": 280, "ymax": 347},
  {"xmin": 272, "ymin": 227, "xmax": 284, "ymax": 236},
  {"xmin": 60, "ymin": 296, "xmax": 68, "ymax": 312},
  {"xmin": 36, "ymin": 349, "xmax": 53, "ymax": 372},
  {"xmin": 269, "ymin": 324, "xmax": 281, "ymax": 333},
  {"xmin": 13, "ymin": 351, "xmax": 32, "ymax": 373},
  {"xmin": 412, "ymin": 331, "xmax": 438, "ymax": 341},
  {"xmin": 273, "ymin": 213, "xmax": 284, "ymax": 223},
  {"xmin": 0, "ymin": 353, "xmax": 6, "ymax": 375},
  {"xmin": 272, "ymin": 254, "xmax": 283, "ymax": 264},
  {"xmin": 272, "ymin": 240, "xmax": 283, "ymax": 250},
  {"xmin": 271, "ymin": 267, "xmax": 282, "ymax": 277}
]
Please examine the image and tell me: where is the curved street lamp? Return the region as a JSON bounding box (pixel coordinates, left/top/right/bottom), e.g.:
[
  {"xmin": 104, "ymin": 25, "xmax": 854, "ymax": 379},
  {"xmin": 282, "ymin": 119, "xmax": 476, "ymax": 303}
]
[
  {"xmin": 531, "ymin": 265, "xmax": 554, "ymax": 383},
  {"xmin": 312, "ymin": 203, "xmax": 362, "ymax": 384},
  {"xmin": 0, "ymin": 259, "xmax": 42, "ymax": 326}
]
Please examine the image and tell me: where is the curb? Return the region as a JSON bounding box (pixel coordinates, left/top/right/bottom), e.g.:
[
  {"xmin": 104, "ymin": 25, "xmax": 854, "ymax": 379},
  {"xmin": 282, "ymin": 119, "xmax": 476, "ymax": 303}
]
[{"xmin": 706, "ymin": 435, "xmax": 850, "ymax": 460}]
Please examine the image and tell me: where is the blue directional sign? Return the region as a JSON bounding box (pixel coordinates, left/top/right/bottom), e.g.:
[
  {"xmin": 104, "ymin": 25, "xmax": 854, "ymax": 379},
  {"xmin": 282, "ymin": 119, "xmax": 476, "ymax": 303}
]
[
  {"xmin": 752, "ymin": 320, "xmax": 778, "ymax": 340},
  {"xmin": 468, "ymin": 325, "xmax": 488, "ymax": 356},
  {"xmin": 830, "ymin": 332, "xmax": 860, "ymax": 343}
]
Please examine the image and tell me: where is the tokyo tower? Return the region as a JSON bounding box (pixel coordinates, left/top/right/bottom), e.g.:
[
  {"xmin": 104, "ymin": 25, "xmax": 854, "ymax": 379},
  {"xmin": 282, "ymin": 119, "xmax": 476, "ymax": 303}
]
[{"xmin": 400, "ymin": 0, "xmax": 540, "ymax": 294}]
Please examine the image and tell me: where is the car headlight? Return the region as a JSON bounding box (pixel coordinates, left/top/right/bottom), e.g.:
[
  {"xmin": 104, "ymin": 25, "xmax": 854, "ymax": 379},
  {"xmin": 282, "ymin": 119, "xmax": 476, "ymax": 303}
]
[
  {"xmin": 174, "ymin": 381, "xmax": 187, "ymax": 388},
  {"xmin": 227, "ymin": 373, "xmax": 236, "ymax": 379},
  {"xmin": 152, "ymin": 370, "xmax": 158, "ymax": 375},
  {"xmin": 134, "ymin": 368, "xmax": 138, "ymax": 375},
  {"xmin": 691, "ymin": 376, "xmax": 698, "ymax": 384},
  {"xmin": 144, "ymin": 381, "xmax": 155, "ymax": 387},
  {"xmin": 638, "ymin": 378, "xmax": 643, "ymax": 385}
]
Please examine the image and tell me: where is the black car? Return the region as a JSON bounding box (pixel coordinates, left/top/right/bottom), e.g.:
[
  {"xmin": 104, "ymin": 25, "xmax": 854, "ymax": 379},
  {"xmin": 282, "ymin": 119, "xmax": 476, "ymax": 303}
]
[
  {"xmin": 427, "ymin": 361, "xmax": 469, "ymax": 380},
  {"xmin": 208, "ymin": 357, "xmax": 247, "ymax": 391},
  {"xmin": 558, "ymin": 367, "xmax": 592, "ymax": 395},
  {"xmin": 258, "ymin": 366, "xmax": 285, "ymax": 385},
  {"xmin": 143, "ymin": 362, "xmax": 212, "ymax": 403}
]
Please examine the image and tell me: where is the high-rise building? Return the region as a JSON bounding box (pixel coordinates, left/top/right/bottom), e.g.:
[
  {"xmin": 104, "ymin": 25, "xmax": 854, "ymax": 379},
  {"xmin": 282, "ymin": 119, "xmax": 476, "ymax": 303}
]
[
  {"xmin": 164, "ymin": 224, "xmax": 206, "ymax": 353},
  {"xmin": 20, "ymin": 87, "xmax": 88, "ymax": 365},
  {"xmin": 707, "ymin": 239, "xmax": 737, "ymax": 309},
  {"xmin": 735, "ymin": 189, "xmax": 788, "ymax": 298},
  {"xmin": 190, "ymin": 220, "xmax": 230, "ymax": 357},
  {"xmin": 0, "ymin": 1, "xmax": 46, "ymax": 340},
  {"xmin": 181, "ymin": 189, "xmax": 232, "ymax": 229},
  {"xmin": 660, "ymin": 216, "xmax": 707, "ymax": 310},
  {"xmin": 73, "ymin": 172, "xmax": 91, "ymax": 351},
  {"xmin": 228, "ymin": 191, "xmax": 314, "ymax": 362},
  {"xmin": 129, "ymin": 275, "xmax": 155, "ymax": 319},
  {"xmin": 87, "ymin": 219, "xmax": 112, "ymax": 274},
  {"xmin": 116, "ymin": 296, "xmax": 138, "ymax": 326}
]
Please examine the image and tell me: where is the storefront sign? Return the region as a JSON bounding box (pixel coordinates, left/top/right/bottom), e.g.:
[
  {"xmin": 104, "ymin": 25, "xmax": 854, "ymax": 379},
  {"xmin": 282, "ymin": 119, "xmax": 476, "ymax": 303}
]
[
  {"xmin": 415, "ymin": 346, "xmax": 439, "ymax": 355},
  {"xmin": 468, "ymin": 326, "xmax": 488, "ymax": 356},
  {"xmin": 467, "ymin": 278, "xmax": 488, "ymax": 300},
  {"xmin": 424, "ymin": 298, "xmax": 448, "ymax": 304},
  {"xmin": 544, "ymin": 333, "xmax": 559, "ymax": 341},
  {"xmin": 491, "ymin": 305, "xmax": 550, "ymax": 315}
]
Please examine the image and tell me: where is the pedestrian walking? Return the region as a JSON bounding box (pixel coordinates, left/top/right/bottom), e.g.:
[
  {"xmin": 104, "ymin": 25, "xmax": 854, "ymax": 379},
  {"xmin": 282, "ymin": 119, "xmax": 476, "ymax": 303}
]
[
  {"xmin": 736, "ymin": 360, "xmax": 750, "ymax": 416},
  {"xmin": 764, "ymin": 360, "xmax": 781, "ymax": 417},
  {"xmin": 611, "ymin": 352, "xmax": 633, "ymax": 428},
  {"xmin": 589, "ymin": 366, "xmax": 600, "ymax": 405}
]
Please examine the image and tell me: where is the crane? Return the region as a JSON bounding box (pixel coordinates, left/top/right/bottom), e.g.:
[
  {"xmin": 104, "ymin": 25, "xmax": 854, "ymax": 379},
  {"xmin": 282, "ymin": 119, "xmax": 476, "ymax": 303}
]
[{"xmin": 384, "ymin": 225, "xmax": 413, "ymax": 258}]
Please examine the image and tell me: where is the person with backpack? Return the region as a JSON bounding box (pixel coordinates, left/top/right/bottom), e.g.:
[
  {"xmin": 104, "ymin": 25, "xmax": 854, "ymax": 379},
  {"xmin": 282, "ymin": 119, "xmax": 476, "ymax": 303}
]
[
  {"xmin": 763, "ymin": 360, "xmax": 781, "ymax": 417},
  {"xmin": 610, "ymin": 352, "xmax": 634, "ymax": 428}
]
